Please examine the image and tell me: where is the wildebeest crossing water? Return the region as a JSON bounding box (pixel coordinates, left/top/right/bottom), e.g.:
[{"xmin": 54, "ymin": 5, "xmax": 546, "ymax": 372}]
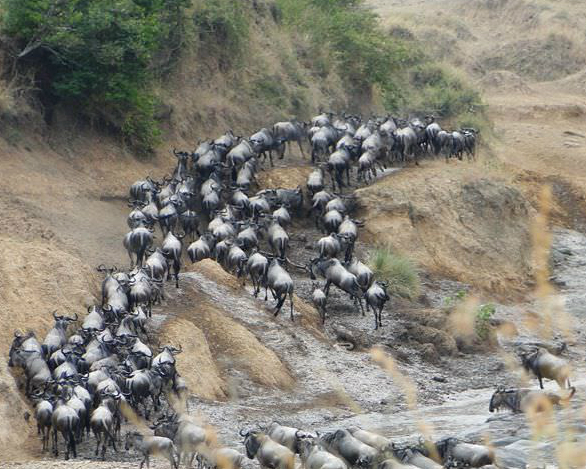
[{"xmin": 8, "ymin": 110, "xmax": 586, "ymax": 468}]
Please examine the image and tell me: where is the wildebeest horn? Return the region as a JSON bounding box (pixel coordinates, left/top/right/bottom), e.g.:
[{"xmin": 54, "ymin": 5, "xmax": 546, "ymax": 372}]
[
  {"xmin": 52, "ymin": 310, "xmax": 60, "ymax": 320},
  {"xmin": 239, "ymin": 429, "xmax": 249, "ymax": 437},
  {"xmin": 14, "ymin": 330, "xmax": 22, "ymax": 338},
  {"xmin": 96, "ymin": 264, "xmax": 106, "ymax": 272}
]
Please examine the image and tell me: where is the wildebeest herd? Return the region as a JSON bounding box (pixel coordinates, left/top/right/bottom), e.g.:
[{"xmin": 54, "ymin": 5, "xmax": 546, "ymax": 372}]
[{"xmin": 7, "ymin": 110, "xmax": 576, "ymax": 468}]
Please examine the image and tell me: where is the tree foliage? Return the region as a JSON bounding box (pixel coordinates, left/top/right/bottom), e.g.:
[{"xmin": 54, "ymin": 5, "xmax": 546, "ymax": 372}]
[{"xmin": 2, "ymin": 0, "xmax": 190, "ymax": 153}]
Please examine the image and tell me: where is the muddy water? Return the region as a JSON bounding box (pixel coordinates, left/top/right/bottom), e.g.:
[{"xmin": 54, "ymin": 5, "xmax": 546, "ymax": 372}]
[{"xmin": 172, "ymin": 228, "xmax": 586, "ymax": 469}]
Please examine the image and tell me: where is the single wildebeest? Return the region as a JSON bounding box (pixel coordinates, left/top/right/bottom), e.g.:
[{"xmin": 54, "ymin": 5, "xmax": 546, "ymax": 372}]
[
  {"xmin": 312, "ymin": 285, "xmax": 328, "ymax": 324},
  {"xmin": 51, "ymin": 391, "xmax": 80, "ymax": 459},
  {"xmin": 317, "ymin": 233, "xmax": 343, "ymax": 259},
  {"xmin": 187, "ymin": 233, "xmax": 216, "ymax": 263},
  {"xmin": 202, "ymin": 447, "xmax": 245, "ymax": 469},
  {"xmin": 266, "ymin": 422, "xmax": 311, "ymax": 453},
  {"xmin": 327, "ymin": 149, "xmax": 352, "ymax": 192},
  {"xmin": 42, "ymin": 312, "xmax": 78, "ymax": 358},
  {"xmin": 307, "ymin": 166, "xmax": 325, "ymax": 195},
  {"xmin": 425, "ymin": 121, "xmax": 442, "ymax": 155},
  {"xmin": 488, "ymin": 386, "xmax": 575, "ymax": 413},
  {"xmin": 240, "ymin": 429, "xmax": 295, "ymax": 469},
  {"xmin": 124, "ymin": 225, "xmax": 154, "ymax": 268},
  {"xmin": 365, "ymin": 281, "xmax": 390, "ymax": 330},
  {"xmin": 125, "ymin": 431, "xmax": 178, "ymax": 469},
  {"xmin": 298, "ymin": 439, "xmax": 348, "ymax": 469},
  {"xmin": 247, "ymin": 251, "xmax": 269, "ymax": 297},
  {"xmin": 347, "ymin": 426, "xmax": 393, "ymax": 453},
  {"xmin": 31, "ymin": 391, "xmax": 53, "ymax": 451},
  {"xmin": 434, "ymin": 438, "xmax": 494, "ymax": 468},
  {"xmin": 273, "ymin": 120, "xmax": 307, "ymax": 157},
  {"xmin": 265, "ymin": 258, "xmax": 295, "ymax": 321},
  {"xmin": 162, "ymin": 231, "xmax": 184, "ymax": 288},
  {"xmin": 318, "ymin": 429, "xmax": 379, "ymax": 467},
  {"xmin": 520, "ymin": 347, "xmax": 571, "ymax": 389},
  {"xmin": 449, "ymin": 131, "xmax": 465, "ymax": 161}
]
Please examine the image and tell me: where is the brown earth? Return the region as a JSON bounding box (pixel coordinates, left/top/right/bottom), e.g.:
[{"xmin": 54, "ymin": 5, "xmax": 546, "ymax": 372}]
[{"xmin": 356, "ymin": 161, "xmax": 534, "ymax": 295}]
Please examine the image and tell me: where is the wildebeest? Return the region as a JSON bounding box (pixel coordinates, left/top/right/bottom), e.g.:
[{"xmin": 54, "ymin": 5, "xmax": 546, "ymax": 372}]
[
  {"xmin": 520, "ymin": 347, "xmax": 572, "ymax": 389},
  {"xmin": 240, "ymin": 429, "xmax": 295, "ymax": 469},
  {"xmin": 265, "ymin": 259, "xmax": 295, "ymax": 320},
  {"xmin": 434, "ymin": 438, "xmax": 494, "ymax": 468},
  {"xmin": 364, "ymin": 282, "xmax": 390, "ymax": 330},
  {"xmin": 318, "ymin": 429, "xmax": 379, "ymax": 467},
  {"xmin": 51, "ymin": 390, "xmax": 80, "ymax": 459},
  {"xmin": 346, "ymin": 426, "xmax": 392, "ymax": 453},
  {"xmin": 273, "ymin": 120, "xmax": 307, "ymax": 157},
  {"xmin": 298, "ymin": 439, "xmax": 348, "ymax": 469},
  {"xmin": 124, "ymin": 225, "xmax": 154, "ymax": 268},
  {"xmin": 125, "ymin": 431, "xmax": 178, "ymax": 469},
  {"xmin": 489, "ymin": 386, "xmax": 575, "ymax": 413}
]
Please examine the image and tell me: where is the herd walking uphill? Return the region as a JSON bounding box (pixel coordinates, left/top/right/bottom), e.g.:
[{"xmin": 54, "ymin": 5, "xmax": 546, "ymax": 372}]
[{"xmin": 7, "ymin": 108, "xmax": 576, "ymax": 469}]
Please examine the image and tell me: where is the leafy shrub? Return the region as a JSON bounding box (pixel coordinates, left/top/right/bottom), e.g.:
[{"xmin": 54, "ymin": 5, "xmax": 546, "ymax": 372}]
[
  {"xmin": 1, "ymin": 0, "xmax": 190, "ymax": 154},
  {"xmin": 275, "ymin": 0, "xmax": 485, "ymax": 122},
  {"xmin": 475, "ymin": 303, "xmax": 495, "ymax": 340},
  {"xmin": 193, "ymin": 0, "xmax": 249, "ymax": 66},
  {"xmin": 367, "ymin": 245, "xmax": 421, "ymax": 300}
]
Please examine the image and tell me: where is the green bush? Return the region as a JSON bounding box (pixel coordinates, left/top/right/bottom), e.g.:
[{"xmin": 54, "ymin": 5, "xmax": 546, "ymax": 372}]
[
  {"xmin": 193, "ymin": 0, "xmax": 249, "ymax": 66},
  {"xmin": 275, "ymin": 0, "xmax": 485, "ymax": 122},
  {"xmin": 367, "ymin": 245, "xmax": 421, "ymax": 300},
  {"xmin": 1, "ymin": 0, "xmax": 189, "ymax": 154},
  {"xmin": 475, "ymin": 303, "xmax": 495, "ymax": 340}
]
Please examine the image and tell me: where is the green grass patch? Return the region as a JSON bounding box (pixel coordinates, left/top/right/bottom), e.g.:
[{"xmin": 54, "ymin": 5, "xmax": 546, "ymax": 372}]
[{"xmin": 367, "ymin": 245, "xmax": 421, "ymax": 300}]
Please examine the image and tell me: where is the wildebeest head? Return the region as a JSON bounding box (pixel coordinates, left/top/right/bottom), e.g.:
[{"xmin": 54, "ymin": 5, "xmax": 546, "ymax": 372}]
[
  {"xmin": 519, "ymin": 348, "xmax": 540, "ymax": 373},
  {"xmin": 240, "ymin": 429, "xmax": 262, "ymax": 459},
  {"xmin": 489, "ymin": 386, "xmax": 519, "ymax": 413}
]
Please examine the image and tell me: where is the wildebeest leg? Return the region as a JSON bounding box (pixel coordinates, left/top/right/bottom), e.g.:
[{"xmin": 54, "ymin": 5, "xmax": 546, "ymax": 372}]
[
  {"xmin": 297, "ymin": 139, "xmax": 305, "ymax": 157},
  {"xmin": 336, "ymin": 170, "xmax": 344, "ymax": 191},
  {"xmin": 357, "ymin": 297, "xmax": 365, "ymax": 316},
  {"xmin": 324, "ymin": 280, "xmax": 332, "ymax": 297},
  {"xmin": 346, "ymin": 166, "xmax": 351, "ymax": 186},
  {"xmin": 289, "ymin": 291, "xmax": 294, "ymax": 321},
  {"xmin": 53, "ymin": 428, "xmax": 58, "ymax": 456},
  {"xmin": 95, "ymin": 431, "xmax": 101, "ymax": 456},
  {"xmin": 538, "ymin": 373, "xmax": 544, "ymax": 389},
  {"xmin": 269, "ymin": 150, "xmax": 274, "ymax": 167},
  {"xmin": 378, "ymin": 306, "xmax": 383, "ymax": 328},
  {"xmin": 329, "ymin": 170, "xmax": 336, "ymax": 192},
  {"xmin": 274, "ymin": 293, "xmax": 286, "ymax": 316}
]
